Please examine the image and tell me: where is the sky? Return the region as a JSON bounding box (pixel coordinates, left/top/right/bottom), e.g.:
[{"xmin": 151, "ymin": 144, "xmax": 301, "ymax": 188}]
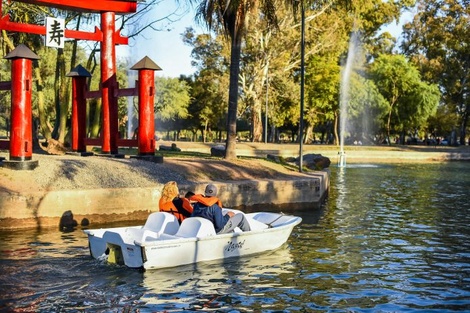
[
  {"xmin": 118, "ymin": 1, "xmax": 202, "ymax": 78},
  {"xmin": 118, "ymin": 2, "xmax": 413, "ymax": 78}
]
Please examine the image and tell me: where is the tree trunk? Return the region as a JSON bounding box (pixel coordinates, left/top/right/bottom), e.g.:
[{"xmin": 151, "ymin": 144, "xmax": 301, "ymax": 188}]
[
  {"xmin": 89, "ymin": 99, "xmax": 101, "ymax": 138},
  {"xmin": 34, "ymin": 65, "xmax": 52, "ymax": 141},
  {"xmin": 251, "ymin": 99, "xmax": 263, "ymax": 142},
  {"xmin": 225, "ymin": 37, "xmax": 242, "ymax": 160},
  {"xmin": 386, "ymin": 91, "xmax": 398, "ymax": 146},
  {"xmin": 459, "ymin": 110, "xmax": 468, "ymax": 145},
  {"xmin": 52, "ymin": 53, "xmax": 60, "ymax": 139},
  {"xmin": 400, "ymin": 129, "xmax": 406, "ymax": 145},
  {"xmin": 305, "ymin": 124, "xmax": 313, "ymax": 144},
  {"xmin": 58, "ymin": 48, "xmax": 69, "ymax": 143},
  {"xmin": 86, "ymin": 46, "xmax": 100, "ymax": 138},
  {"xmin": 70, "ymin": 15, "xmax": 81, "ymax": 70},
  {"xmin": 203, "ymin": 120, "xmax": 208, "ymax": 143}
]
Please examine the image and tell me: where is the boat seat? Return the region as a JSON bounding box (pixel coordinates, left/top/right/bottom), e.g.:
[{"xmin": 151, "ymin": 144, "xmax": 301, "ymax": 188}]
[
  {"xmin": 245, "ymin": 216, "xmax": 269, "ymax": 231},
  {"xmin": 176, "ymin": 217, "xmax": 216, "ymax": 238},
  {"xmin": 144, "ymin": 212, "xmax": 180, "ymax": 234},
  {"xmin": 126, "ymin": 212, "xmax": 180, "ymax": 243}
]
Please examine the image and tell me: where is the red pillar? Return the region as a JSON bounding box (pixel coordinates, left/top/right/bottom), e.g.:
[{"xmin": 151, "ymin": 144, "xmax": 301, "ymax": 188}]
[
  {"xmin": 131, "ymin": 56, "xmax": 161, "ymax": 155},
  {"xmin": 137, "ymin": 69, "xmax": 155, "ymax": 155},
  {"xmin": 4, "ymin": 44, "xmax": 39, "ymax": 170},
  {"xmin": 67, "ymin": 65, "xmax": 91, "ymax": 153},
  {"xmin": 10, "ymin": 59, "xmax": 33, "ymax": 160},
  {"xmin": 100, "ymin": 11, "xmax": 118, "ymax": 154}
]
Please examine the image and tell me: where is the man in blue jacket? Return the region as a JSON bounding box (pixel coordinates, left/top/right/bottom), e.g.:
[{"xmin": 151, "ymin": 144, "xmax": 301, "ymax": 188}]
[{"xmin": 191, "ymin": 184, "xmax": 251, "ymax": 234}]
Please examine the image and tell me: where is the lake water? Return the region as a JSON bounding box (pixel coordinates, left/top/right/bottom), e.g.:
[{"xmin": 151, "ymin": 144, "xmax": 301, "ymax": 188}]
[{"xmin": 1, "ymin": 162, "xmax": 469, "ymax": 312}]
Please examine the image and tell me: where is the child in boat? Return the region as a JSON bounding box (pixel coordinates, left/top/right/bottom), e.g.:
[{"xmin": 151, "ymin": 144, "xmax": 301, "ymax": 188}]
[
  {"xmin": 159, "ymin": 181, "xmax": 193, "ymax": 224},
  {"xmin": 189, "ymin": 184, "xmax": 251, "ymax": 234}
]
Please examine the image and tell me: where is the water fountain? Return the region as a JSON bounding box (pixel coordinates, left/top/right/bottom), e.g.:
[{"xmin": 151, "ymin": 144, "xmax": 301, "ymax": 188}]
[{"xmin": 338, "ymin": 30, "xmax": 361, "ymax": 167}]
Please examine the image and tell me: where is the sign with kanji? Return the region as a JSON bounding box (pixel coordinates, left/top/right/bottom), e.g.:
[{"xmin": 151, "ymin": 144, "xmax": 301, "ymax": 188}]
[{"xmin": 45, "ymin": 17, "xmax": 65, "ymax": 48}]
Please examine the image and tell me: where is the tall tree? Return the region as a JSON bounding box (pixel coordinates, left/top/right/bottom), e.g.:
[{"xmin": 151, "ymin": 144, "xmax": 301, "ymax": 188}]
[
  {"xmin": 155, "ymin": 76, "xmax": 191, "ymax": 120},
  {"xmin": 187, "ymin": 0, "xmax": 280, "ymax": 160},
  {"xmin": 154, "ymin": 76, "xmax": 191, "ymax": 139},
  {"xmin": 401, "ymin": 0, "xmax": 470, "ymax": 145},
  {"xmin": 183, "ymin": 28, "xmax": 230, "ymax": 142},
  {"xmin": 240, "ymin": 0, "xmax": 337, "ymax": 143},
  {"xmin": 368, "ymin": 54, "xmax": 440, "ymax": 144}
]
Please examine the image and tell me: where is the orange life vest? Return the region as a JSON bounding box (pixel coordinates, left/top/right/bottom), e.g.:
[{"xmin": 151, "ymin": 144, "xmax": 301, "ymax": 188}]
[
  {"xmin": 189, "ymin": 194, "xmax": 223, "ymax": 208},
  {"xmin": 159, "ymin": 197, "xmax": 193, "ymax": 223}
]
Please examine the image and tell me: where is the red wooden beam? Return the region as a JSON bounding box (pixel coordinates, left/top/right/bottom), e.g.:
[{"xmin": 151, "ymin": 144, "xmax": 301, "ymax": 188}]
[
  {"xmin": 85, "ymin": 90, "xmax": 102, "ymax": 99},
  {"xmin": 117, "ymin": 139, "xmax": 138, "ymax": 147},
  {"xmin": 0, "ymin": 16, "xmax": 128, "ymax": 44},
  {"xmin": 12, "ymin": 0, "xmax": 137, "ymax": 14},
  {"xmin": 86, "ymin": 88, "xmax": 138, "ymax": 99},
  {"xmin": 84, "ymin": 138, "xmax": 138, "ymax": 148},
  {"xmin": 115, "ymin": 87, "xmax": 138, "ymax": 97}
]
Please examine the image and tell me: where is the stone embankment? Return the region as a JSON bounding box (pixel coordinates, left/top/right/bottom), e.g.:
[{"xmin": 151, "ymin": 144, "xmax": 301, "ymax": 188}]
[
  {"xmin": 0, "ymin": 142, "xmax": 330, "ymax": 230},
  {"xmin": 1, "ymin": 142, "xmax": 469, "ymax": 230}
]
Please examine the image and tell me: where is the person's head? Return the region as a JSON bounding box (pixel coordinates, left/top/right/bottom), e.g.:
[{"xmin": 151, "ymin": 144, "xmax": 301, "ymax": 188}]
[
  {"xmin": 204, "ymin": 183, "xmax": 218, "ymax": 197},
  {"xmin": 161, "ymin": 181, "xmax": 179, "ymax": 202}
]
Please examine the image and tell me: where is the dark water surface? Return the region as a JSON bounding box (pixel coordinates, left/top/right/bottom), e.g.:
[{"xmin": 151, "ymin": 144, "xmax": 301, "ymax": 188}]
[{"xmin": 1, "ymin": 162, "xmax": 469, "ymax": 312}]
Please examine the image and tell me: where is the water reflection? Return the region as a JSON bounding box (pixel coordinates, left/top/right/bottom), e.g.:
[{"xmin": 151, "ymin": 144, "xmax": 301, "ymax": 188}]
[
  {"xmin": 0, "ymin": 163, "xmax": 469, "ymax": 312},
  {"xmin": 289, "ymin": 162, "xmax": 470, "ymax": 312},
  {"xmin": 141, "ymin": 247, "xmax": 295, "ymax": 311}
]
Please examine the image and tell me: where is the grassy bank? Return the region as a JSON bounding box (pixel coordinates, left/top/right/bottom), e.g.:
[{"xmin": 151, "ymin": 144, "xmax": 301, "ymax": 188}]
[{"xmin": 155, "ymin": 141, "xmax": 470, "ymax": 164}]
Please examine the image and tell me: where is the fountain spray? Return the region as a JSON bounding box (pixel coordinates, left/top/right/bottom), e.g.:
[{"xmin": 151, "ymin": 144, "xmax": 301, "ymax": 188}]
[{"xmin": 338, "ymin": 29, "xmax": 361, "ymax": 167}]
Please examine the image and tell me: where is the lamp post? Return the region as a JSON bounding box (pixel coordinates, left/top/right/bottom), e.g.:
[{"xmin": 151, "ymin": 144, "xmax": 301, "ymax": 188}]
[
  {"xmin": 265, "ymin": 62, "xmax": 269, "ymax": 144},
  {"xmin": 299, "ymin": 0, "xmax": 305, "ymax": 172}
]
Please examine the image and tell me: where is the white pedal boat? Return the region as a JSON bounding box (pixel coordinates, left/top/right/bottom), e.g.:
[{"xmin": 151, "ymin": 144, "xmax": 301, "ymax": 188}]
[{"xmin": 84, "ymin": 210, "xmax": 302, "ymax": 270}]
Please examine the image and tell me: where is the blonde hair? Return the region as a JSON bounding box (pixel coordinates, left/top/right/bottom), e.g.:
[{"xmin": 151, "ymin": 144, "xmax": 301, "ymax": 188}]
[{"xmin": 160, "ymin": 181, "xmax": 179, "ymax": 203}]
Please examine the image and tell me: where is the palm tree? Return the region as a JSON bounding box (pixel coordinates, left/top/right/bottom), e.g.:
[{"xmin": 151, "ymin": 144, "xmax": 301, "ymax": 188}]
[{"xmin": 188, "ymin": 0, "xmax": 280, "ymax": 160}]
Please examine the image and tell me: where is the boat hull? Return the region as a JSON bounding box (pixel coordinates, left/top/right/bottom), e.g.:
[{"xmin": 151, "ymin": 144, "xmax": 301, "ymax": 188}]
[{"xmin": 84, "ymin": 212, "xmax": 301, "ymax": 270}]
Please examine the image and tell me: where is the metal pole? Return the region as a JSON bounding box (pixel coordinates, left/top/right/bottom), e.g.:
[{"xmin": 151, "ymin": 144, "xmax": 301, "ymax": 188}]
[
  {"xmin": 299, "ymin": 0, "xmax": 305, "ymax": 172},
  {"xmin": 265, "ymin": 64, "xmax": 269, "ymax": 144}
]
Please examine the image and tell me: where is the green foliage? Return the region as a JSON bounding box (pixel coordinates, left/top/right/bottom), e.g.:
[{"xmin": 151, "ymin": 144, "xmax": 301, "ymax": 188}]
[
  {"xmin": 306, "ymin": 54, "xmax": 341, "ymax": 124},
  {"xmin": 347, "ymin": 72, "xmax": 389, "ymax": 139},
  {"xmin": 401, "ymin": 0, "xmax": 470, "ymax": 144},
  {"xmin": 183, "ymin": 28, "xmax": 230, "ymax": 140},
  {"xmin": 0, "ymin": 56, "xmax": 11, "ymax": 136},
  {"xmin": 268, "ymin": 74, "xmax": 299, "ymax": 128},
  {"xmin": 427, "ymin": 105, "xmax": 459, "ymax": 138},
  {"xmin": 368, "ymin": 54, "xmax": 440, "ymax": 140},
  {"xmin": 155, "ymin": 76, "xmax": 191, "ymax": 121}
]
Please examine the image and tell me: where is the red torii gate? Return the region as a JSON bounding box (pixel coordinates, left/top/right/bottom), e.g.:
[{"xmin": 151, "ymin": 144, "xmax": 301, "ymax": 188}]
[
  {"xmin": 16, "ymin": 0, "xmax": 137, "ymax": 13},
  {"xmin": 0, "ymin": 0, "xmax": 137, "ymax": 155}
]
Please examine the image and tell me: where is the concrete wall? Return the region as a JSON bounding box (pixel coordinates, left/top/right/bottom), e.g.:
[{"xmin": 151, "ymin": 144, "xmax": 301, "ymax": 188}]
[{"xmin": 0, "ymin": 171, "xmax": 329, "ymax": 230}]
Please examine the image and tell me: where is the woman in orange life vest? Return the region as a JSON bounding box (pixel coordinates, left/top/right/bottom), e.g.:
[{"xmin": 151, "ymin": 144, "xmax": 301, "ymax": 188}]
[{"xmin": 158, "ymin": 181, "xmax": 193, "ymax": 224}]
